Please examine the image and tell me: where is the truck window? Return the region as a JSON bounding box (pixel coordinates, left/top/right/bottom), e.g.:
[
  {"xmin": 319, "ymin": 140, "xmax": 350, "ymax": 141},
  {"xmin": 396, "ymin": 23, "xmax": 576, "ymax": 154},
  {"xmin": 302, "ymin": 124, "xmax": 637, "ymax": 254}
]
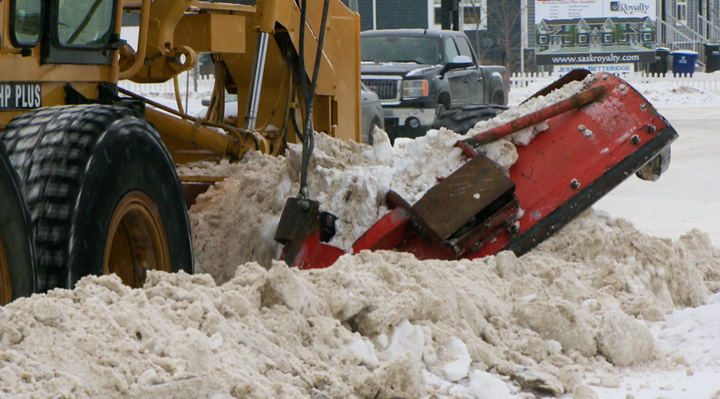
[
  {"xmin": 12, "ymin": 0, "xmax": 42, "ymax": 46},
  {"xmin": 453, "ymin": 36, "xmax": 476, "ymax": 64},
  {"xmin": 444, "ymin": 37, "xmax": 459, "ymax": 63},
  {"xmin": 362, "ymin": 36, "xmax": 441, "ymax": 65},
  {"xmin": 57, "ymin": 0, "xmax": 114, "ymax": 47}
]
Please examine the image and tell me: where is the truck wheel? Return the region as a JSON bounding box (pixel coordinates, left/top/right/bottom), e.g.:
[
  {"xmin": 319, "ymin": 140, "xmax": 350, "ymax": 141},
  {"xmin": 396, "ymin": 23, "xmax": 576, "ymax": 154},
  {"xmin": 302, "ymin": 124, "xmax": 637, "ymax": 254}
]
[
  {"xmin": 492, "ymin": 91, "xmax": 505, "ymax": 105},
  {"xmin": 1, "ymin": 105, "xmax": 194, "ymax": 292},
  {"xmin": 432, "ymin": 104, "xmax": 508, "ymax": 135},
  {"xmin": 0, "ymin": 143, "xmax": 35, "ymax": 304},
  {"xmin": 435, "ymin": 103, "xmax": 447, "ymax": 117}
]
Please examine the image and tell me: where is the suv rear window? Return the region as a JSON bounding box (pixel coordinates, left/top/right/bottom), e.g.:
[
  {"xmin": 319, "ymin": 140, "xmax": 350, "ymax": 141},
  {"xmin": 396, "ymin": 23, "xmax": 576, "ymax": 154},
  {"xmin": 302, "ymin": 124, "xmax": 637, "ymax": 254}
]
[{"xmin": 362, "ymin": 36, "xmax": 441, "ymax": 65}]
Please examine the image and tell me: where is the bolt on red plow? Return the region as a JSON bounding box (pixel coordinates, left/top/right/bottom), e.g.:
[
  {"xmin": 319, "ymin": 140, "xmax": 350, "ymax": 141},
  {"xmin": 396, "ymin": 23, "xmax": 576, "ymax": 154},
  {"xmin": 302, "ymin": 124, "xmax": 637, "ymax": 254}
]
[{"xmin": 275, "ymin": 71, "xmax": 678, "ymax": 269}]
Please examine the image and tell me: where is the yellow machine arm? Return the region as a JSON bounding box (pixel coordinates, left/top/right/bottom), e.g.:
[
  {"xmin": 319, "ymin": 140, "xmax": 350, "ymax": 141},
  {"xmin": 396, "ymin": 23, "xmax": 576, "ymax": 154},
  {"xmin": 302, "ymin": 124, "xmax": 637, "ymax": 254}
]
[{"xmin": 118, "ymin": 0, "xmax": 361, "ymax": 163}]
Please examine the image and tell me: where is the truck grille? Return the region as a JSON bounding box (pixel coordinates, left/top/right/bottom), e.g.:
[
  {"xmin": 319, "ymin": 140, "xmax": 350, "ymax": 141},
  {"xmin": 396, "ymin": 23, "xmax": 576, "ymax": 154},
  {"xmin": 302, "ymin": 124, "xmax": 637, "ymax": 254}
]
[{"xmin": 362, "ymin": 77, "xmax": 401, "ymax": 102}]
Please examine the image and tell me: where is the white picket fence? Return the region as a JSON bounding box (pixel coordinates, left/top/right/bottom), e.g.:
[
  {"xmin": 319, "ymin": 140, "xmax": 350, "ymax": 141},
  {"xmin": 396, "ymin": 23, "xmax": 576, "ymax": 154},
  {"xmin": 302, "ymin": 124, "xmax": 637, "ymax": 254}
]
[{"xmin": 511, "ymin": 71, "xmax": 720, "ymax": 94}]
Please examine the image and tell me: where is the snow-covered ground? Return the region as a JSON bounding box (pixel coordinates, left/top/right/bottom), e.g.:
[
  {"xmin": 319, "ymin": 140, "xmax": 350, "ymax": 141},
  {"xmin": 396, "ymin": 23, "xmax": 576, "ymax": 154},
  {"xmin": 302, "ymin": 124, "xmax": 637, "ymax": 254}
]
[
  {"xmin": 0, "ymin": 74, "xmax": 718, "ymax": 399},
  {"xmin": 132, "ymin": 77, "xmax": 720, "ymax": 399},
  {"xmin": 595, "ymin": 89, "xmax": 720, "ymax": 399},
  {"xmin": 116, "ymin": 78, "xmax": 720, "ymax": 399},
  {"xmin": 510, "ymin": 79, "xmax": 720, "ymax": 399}
]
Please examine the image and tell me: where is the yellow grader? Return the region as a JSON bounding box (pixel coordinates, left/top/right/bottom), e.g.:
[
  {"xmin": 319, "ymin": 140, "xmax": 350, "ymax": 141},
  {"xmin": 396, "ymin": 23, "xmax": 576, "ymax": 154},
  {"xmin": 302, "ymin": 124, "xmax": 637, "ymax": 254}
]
[
  {"xmin": 0, "ymin": 0, "xmax": 361, "ymax": 304},
  {"xmin": 0, "ymin": 0, "xmax": 677, "ymax": 305}
]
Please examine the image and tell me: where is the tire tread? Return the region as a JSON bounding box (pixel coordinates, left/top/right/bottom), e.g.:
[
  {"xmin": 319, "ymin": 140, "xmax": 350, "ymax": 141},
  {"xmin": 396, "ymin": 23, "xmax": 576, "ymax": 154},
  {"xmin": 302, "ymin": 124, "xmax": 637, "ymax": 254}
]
[{"xmin": 1, "ymin": 105, "xmax": 136, "ymax": 291}]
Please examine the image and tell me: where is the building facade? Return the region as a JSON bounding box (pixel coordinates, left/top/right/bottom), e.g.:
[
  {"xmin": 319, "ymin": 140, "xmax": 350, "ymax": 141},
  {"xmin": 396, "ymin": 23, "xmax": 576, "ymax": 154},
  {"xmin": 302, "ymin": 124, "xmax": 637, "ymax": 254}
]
[
  {"xmin": 347, "ymin": 0, "xmax": 520, "ymax": 71},
  {"xmin": 347, "ymin": 0, "xmax": 720, "ymax": 71}
]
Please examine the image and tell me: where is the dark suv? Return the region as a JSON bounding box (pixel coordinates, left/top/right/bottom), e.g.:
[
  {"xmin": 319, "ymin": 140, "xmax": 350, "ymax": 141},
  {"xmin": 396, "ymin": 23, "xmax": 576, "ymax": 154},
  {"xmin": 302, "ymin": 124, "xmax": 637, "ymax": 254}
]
[{"xmin": 361, "ymin": 29, "xmax": 508, "ymax": 139}]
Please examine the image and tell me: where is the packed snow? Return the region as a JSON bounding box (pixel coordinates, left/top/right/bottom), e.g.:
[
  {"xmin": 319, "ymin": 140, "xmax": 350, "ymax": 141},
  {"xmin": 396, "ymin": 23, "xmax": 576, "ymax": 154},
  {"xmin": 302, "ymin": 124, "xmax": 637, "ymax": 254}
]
[{"xmin": 1, "ymin": 74, "xmax": 719, "ymax": 399}]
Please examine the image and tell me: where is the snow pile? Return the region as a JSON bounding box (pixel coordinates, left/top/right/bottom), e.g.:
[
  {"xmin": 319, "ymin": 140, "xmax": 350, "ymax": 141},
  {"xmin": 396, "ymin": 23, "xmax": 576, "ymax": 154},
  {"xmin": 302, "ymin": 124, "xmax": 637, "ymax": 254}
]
[
  {"xmin": 508, "ymin": 75, "xmax": 720, "ymax": 110},
  {"xmin": 636, "ymin": 82, "xmax": 720, "ymax": 109},
  {"xmin": 1, "ymin": 211, "xmax": 718, "ymax": 398},
  {"xmin": 190, "ymin": 129, "xmax": 473, "ymax": 281},
  {"xmin": 651, "ymin": 292, "xmax": 720, "ymax": 367}
]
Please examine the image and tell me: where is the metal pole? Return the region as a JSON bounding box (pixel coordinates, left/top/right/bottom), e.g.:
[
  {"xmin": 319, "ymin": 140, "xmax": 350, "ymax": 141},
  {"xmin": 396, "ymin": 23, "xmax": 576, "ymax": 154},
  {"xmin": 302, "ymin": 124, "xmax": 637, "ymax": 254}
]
[
  {"xmin": 372, "ymin": 0, "xmax": 377, "ymax": 29},
  {"xmin": 461, "ymin": 85, "xmax": 605, "ymax": 146},
  {"xmin": 521, "ymin": 0, "xmax": 528, "ymax": 73},
  {"xmin": 185, "ymin": 69, "xmax": 190, "ymax": 114},
  {"xmin": 244, "ymin": 32, "xmax": 270, "ymax": 130}
]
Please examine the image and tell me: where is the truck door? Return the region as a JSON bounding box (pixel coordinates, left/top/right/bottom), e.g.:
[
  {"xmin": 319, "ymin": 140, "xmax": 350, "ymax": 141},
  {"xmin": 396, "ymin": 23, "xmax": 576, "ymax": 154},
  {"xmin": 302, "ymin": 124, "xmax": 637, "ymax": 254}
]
[
  {"xmin": 443, "ymin": 37, "xmax": 471, "ymax": 107},
  {"xmin": 453, "ymin": 35, "xmax": 483, "ymax": 104}
]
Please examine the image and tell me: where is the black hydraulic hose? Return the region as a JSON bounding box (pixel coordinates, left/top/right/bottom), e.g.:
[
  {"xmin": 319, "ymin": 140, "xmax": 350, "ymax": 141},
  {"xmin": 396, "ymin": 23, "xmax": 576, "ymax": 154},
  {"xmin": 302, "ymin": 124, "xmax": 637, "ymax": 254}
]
[
  {"xmin": 297, "ymin": 0, "xmax": 310, "ymax": 197},
  {"xmin": 309, "ymin": 0, "xmax": 331, "ymax": 104},
  {"xmin": 290, "ymin": 103, "xmax": 303, "ymax": 141},
  {"xmin": 297, "ymin": 0, "xmax": 331, "ymax": 199},
  {"xmin": 289, "ymin": 49, "xmax": 304, "ymax": 141}
]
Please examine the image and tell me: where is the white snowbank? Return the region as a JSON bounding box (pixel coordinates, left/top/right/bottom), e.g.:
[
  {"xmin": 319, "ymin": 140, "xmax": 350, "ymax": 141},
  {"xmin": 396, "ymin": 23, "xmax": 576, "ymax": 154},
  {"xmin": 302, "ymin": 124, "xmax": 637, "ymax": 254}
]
[
  {"xmin": 1, "ymin": 210, "xmax": 717, "ymax": 398},
  {"xmin": 509, "ymin": 75, "xmax": 720, "ymax": 110}
]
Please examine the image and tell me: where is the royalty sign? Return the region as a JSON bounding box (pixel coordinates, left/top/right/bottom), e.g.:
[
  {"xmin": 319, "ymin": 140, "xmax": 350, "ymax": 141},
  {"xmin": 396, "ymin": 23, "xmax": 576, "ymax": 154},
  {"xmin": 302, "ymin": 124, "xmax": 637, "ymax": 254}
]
[{"xmin": 533, "ymin": 0, "xmax": 657, "ymax": 66}]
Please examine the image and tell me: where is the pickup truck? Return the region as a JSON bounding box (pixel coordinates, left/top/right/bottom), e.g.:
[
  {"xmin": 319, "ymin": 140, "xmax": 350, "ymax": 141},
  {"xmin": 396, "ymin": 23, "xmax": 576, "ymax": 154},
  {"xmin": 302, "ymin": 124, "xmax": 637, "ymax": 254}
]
[{"xmin": 361, "ymin": 29, "xmax": 509, "ymax": 140}]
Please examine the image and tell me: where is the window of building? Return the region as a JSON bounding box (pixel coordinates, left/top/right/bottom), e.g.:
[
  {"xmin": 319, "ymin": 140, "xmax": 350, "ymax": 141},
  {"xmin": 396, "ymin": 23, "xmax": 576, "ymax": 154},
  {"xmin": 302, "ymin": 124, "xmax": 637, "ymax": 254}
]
[
  {"xmin": 538, "ymin": 36, "xmax": 548, "ymax": 44},
  {"xmin": 578, "ymin": 35, "xmax": 588, "ymax": 43},
  {"xmin": 643, "ymin": 32, "xmax": 653, "ymax": 41},
  {"xmin": 676, "ymin": 0, "xmax": 687, "ymax": 25},
  {"xmin": 604, "ymin": 33, "xmax": 613, "ymax": 43},
  {"xmin": 462, "ymin": 0, "xmax": 487, "ymax": 31},
  {"xmin": 432, "ymin": 0, "xmax": 487, "ymax": 31}
]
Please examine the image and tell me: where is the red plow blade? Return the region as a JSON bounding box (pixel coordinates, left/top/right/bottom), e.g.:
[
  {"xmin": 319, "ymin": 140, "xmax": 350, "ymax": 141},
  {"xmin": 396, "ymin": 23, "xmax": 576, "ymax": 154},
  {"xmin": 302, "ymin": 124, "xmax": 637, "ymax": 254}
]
[{"xmin": 278, "ymin": 71, "xmax": 678, "ymax": 268}]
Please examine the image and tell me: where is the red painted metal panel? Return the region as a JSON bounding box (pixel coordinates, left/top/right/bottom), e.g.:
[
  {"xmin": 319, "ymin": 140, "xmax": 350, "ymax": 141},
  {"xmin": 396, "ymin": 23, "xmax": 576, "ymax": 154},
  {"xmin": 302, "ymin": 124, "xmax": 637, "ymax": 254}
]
[
  {"xmin": 471, "ymin": 73, "xmax": 671, "ymax": 257},
  {"xmin": 283, "ymin": 72, "xmax": 676, "ymax": 268}
]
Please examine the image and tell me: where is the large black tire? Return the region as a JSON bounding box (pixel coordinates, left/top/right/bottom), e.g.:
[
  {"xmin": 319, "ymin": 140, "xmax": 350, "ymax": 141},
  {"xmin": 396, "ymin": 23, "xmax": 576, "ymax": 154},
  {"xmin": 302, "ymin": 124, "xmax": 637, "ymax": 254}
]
[
  {"xmin": 432, "ymin": 104, "xmax": 508, "ymax": 135},
  {"xmin": 0, "ymin": 142, "xmax": 35, "ymax": 304},
  {"xmin": 1, "ymin": 105, "xmax": 193, "ymax": 293}
]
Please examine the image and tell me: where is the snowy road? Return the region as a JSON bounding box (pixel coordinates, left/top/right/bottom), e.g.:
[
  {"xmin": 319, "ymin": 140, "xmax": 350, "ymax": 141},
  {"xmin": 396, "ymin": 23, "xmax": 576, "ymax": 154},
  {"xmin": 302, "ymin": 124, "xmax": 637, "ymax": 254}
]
[
  {"xmin": 594, "ymin": 107, "xmax": 720, "ymax": 247},
  {"xmin": 581, "ymin": 292, "xmax": 720, "ymax": 399},
  {"xmin": 586, "ymin": 104, "xmax": 720, "ymax": 398}
]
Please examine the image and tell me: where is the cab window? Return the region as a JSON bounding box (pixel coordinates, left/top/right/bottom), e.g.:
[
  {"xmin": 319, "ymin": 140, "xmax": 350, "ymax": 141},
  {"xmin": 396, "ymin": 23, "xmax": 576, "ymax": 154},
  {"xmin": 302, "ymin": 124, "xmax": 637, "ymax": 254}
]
[
  {"xmin": 443, "ymin": 37, "xmax": 459, "ymax": 63},
  {"xmin": 57, "ymin": 0, "xmax": 114, "ymax": 47},
  {"xmin": 453, "ymin": 36, "xmax": 476, "ymax": 64},
  {"xmin": 12, "ymin": 0, "xmax": 42, "ymax": 46}
]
